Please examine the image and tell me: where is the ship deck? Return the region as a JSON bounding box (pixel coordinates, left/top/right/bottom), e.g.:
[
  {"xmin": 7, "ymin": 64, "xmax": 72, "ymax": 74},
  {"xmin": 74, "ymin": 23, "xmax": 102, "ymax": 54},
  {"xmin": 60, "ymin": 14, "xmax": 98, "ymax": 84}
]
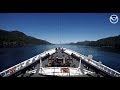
[{"xmin": 18, "ymin": 48, "xmax": 98, "ymax": 77}]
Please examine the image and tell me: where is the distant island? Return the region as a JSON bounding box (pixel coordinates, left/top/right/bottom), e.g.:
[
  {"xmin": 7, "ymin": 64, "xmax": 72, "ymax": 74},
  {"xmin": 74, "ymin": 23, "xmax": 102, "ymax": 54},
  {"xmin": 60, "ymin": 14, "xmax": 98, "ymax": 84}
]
[
  {"xmin": 68, "ymin": 41, "xmax": 92, "ymax": 45},
  {"xmin": 0, "ymin": 29, "xmax": 52, "ymax": 48},
  {"xmin": 68, "ymin": 35, "xmax": 120, "ymax": 49}
]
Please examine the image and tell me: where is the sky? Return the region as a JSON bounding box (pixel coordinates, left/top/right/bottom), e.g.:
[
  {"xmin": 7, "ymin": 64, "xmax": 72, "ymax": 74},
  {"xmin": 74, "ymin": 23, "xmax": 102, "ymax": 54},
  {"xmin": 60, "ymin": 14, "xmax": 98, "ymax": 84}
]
[{"xmin": 0, "ymin": 13, "xmax": 120, "ymax": 44}]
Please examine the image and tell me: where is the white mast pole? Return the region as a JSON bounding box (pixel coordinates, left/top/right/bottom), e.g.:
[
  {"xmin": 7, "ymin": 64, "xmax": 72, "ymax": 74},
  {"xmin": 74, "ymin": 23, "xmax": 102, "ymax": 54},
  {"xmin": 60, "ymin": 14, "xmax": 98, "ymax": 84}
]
[
  {"xmin": 74, "ymin": 57, "xmax": 82, "ymax": 75},
  {"xmin": 79, "ymin": 57, "xmax": 81, "ymax": 68},
  {"xmin": 39, "ymin": 57, "xmax": 43, "ymax": 74},
  {"xmin": 40, "ymin": 58, "xmax": 42, "ymax": 68}
]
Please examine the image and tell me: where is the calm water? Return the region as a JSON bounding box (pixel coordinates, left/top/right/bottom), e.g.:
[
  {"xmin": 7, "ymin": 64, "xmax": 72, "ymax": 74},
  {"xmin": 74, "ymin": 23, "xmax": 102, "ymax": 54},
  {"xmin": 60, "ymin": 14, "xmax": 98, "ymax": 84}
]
[{"xmin": 0, "ymin": 45, "xmax": 120, "ymax": 72}]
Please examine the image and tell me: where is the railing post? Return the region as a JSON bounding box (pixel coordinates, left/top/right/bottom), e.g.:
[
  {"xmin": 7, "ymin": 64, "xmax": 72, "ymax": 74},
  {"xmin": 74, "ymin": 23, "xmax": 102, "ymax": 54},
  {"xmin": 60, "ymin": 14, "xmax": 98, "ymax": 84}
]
[
  {"xmin": 110, "ymin": 71, "xmax": 112, "ymax": 74},
  {"xmin": 39, "ymin": 57, "xmax": 43, "ymax": 74},
  {"xmin": 40, "ymin": 58, "xmax": 42, "ymax": 68},
  {"xmin": 79, "ymin": 57, "xmax": 81, "ymax": 68}
]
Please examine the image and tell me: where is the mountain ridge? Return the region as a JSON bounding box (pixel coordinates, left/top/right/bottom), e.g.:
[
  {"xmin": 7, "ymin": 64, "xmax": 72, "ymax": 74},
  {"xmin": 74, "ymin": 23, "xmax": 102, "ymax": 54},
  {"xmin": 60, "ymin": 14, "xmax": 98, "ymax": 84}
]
[
  {"xmin": 0, "ymin": 29, "xmax": 52, "ymax": 48},
  {"xmin": 67, "ymin": 35, "xmax": 120, "ymax": 49}
]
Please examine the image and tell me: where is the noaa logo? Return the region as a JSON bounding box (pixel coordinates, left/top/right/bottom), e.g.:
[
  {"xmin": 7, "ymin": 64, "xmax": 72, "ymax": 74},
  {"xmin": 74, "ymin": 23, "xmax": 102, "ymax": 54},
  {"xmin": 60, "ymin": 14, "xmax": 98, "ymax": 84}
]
[{"xmin": 109, "ymin": 14, "xmax": 119, "ymax": 24}]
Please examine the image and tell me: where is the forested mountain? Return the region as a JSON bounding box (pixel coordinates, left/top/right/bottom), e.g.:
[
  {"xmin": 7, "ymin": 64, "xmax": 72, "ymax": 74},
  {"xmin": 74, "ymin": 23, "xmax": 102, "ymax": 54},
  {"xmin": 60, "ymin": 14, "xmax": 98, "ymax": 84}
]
[
  {"xmin": 68, "ymin": 41, "xmax": 93, "ymax": 45},
  {"xmin": 0, "ymin": 29, "xmax": 51, "ymax": 48},
  {"xmin": 68, "ymin": 35, "xmax": 120, "ymax": 49},
  {"xmin": 88, "ymin": 35, "xmax": 120, "ymax": 49}
]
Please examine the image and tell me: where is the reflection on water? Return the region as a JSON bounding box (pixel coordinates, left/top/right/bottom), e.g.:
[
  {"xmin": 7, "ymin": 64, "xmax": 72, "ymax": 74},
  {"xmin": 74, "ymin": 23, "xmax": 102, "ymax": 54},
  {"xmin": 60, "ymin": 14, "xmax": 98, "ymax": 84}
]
[{"xmin": 0, "ymin": 45, "xmax": 120, "ymax": 72}]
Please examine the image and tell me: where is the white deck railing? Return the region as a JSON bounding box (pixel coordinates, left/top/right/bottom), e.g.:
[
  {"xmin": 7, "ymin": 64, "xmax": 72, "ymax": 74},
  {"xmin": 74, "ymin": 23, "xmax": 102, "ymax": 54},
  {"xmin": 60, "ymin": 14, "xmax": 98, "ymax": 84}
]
[
  {"xmin": 0, "ymin": 48, "xmax": 56, "ymax": 77},
  {"xmin": 39, "ymin": 67, "xmax": 84, "ymax": 76},
  {"xmin": 63, "ymin": 48, "xmax": 120, "ymax": 77}
]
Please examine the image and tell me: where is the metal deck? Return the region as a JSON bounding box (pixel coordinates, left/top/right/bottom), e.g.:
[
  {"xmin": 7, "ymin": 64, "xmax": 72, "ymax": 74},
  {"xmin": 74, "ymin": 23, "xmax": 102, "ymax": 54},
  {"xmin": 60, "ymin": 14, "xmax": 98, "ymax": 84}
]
[{"xmin": 20, "ymin": 48, "xmax": 98, "ymax": 77}]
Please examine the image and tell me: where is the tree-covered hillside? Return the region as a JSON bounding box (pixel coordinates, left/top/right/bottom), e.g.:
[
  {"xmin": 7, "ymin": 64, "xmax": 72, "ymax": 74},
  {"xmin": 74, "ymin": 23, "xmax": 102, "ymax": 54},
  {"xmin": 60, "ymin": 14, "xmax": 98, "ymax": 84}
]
[{"xmin": 0, "ymin": 29, "xmax": 52, "ymax": 48}]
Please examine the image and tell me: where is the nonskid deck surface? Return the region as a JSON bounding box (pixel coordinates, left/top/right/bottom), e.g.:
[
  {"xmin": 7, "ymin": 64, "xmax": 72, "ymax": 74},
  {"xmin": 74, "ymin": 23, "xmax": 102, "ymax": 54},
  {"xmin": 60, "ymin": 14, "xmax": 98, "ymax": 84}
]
[
  {"xmin": 43, "ymin": 48, "xmax": 79, "ymax": 67},
  {"xmin": 20, "ymin": 48, "xmax": 98, "ymax": 77}
]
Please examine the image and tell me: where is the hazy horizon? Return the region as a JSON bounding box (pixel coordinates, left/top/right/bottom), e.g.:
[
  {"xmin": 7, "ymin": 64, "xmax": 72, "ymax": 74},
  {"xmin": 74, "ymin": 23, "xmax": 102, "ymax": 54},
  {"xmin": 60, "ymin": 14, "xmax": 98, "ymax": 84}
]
[{"xmin": 0, "ymin": 13, "xmax": 120, "ymax": 44}]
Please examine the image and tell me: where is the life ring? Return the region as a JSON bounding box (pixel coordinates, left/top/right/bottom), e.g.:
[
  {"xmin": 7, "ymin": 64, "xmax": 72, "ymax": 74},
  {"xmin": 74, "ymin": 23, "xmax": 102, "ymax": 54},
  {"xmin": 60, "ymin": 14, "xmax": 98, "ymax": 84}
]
[
  {"xmin": 9, "ymin": 67, "xmax": 15, "ymax": 74},
  {"xmin": 61, "ymin": 68, "xmax": 69, "ymax": 73}
]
